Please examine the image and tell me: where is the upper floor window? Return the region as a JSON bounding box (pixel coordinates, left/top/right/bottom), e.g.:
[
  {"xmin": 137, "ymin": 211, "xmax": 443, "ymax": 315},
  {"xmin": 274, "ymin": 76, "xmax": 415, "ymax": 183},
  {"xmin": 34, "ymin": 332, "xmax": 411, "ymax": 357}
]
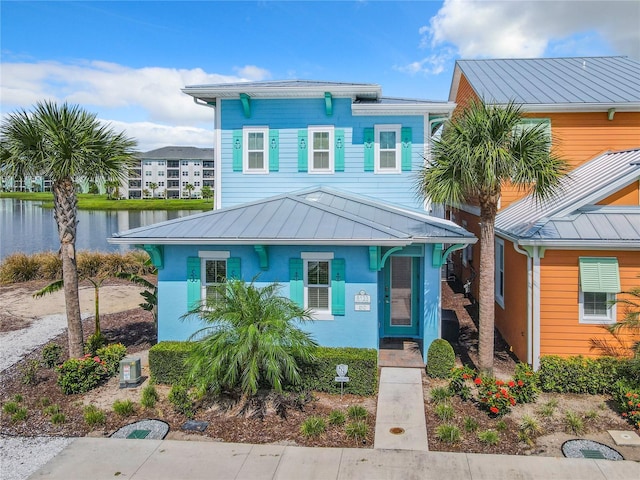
[
  {"xmin": 374, "ymin": 125, "xmax": 401, "ymax": 173},
  {"xmin": 578, "ymin": 257, "xmax": 620, "ymax": 324},
  {"xmin": 495, "ymin": 238, "xmax": 505, "ymax": 309},
  {"xmin": 308, "ymin": 126, "xmax": 334, "ymax": 174},
  {"xmin": 243, "ymin": 127, "xmax": 269, "ymax": 174},
  {"xmin": 158, "ymin": 171, "xmax": 165, "ymax": 176},
  {"xmin": 181, "ymin": 161, "xmax": 189, "ymax": 166}
]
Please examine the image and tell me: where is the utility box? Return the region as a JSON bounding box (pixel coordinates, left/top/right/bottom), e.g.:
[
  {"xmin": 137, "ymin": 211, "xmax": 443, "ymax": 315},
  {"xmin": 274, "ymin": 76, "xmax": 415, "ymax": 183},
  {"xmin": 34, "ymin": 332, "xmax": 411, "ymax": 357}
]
[{"xmin": 119, "ymin": 357, "xmax": 142, "ymax": 388}]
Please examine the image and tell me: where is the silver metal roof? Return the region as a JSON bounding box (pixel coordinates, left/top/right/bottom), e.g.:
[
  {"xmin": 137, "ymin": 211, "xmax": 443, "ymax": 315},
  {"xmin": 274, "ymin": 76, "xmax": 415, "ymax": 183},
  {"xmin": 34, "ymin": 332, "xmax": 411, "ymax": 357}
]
[
  {"xmin": 110, "ymin": 187, "xmax": 476, "ymax": 246},
  {"xmin": 450, "ymin": 57, "xmax": 640, "ymax": 108},
  {"xmin": 496, "ymin": 148, "xmax": 640, "ymax": 247},
  {"xmin": 139, "ymin": 146, "xmax": 214, "ymax": 160}
]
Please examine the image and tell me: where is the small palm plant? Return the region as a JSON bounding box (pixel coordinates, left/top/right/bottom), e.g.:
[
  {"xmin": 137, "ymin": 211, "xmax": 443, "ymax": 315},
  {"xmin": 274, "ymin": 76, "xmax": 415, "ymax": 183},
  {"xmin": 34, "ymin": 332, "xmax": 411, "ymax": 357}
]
[{"xmin": 184, "ymin": 279, "xmax": 317, "ymax": 398}]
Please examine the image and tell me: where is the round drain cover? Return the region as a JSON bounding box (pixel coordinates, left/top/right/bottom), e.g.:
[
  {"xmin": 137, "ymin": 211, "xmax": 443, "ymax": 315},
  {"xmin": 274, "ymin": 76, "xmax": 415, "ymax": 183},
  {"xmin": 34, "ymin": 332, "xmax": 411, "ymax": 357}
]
[
  {"xmin": 389, "ymin": 427, "xmax": 405, "ymax": 435},
  {"xmin": 561, "ymin": 439, "xmax": 623, "ymax": 460}
]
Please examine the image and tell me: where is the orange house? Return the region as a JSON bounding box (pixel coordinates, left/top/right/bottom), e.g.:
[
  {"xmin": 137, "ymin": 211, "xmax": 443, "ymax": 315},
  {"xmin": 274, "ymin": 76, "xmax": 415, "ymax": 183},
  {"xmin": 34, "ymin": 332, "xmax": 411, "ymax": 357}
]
[{"xmin": 446, "ymin": 57, "xmax": 640, "ymax": 368}]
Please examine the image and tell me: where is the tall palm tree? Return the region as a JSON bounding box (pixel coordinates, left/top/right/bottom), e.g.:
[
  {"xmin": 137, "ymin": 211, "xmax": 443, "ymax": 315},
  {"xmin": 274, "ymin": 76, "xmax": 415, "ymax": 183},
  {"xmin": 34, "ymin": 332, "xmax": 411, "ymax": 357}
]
[
  {"xmin": 416, "ymin": 99, "xmax": 567, "ymax": 374},
  {"xmin": 0, "ymin": 101, "xmax": 136, "ymax": 358},
  {"xmin": 185, "ymin": 279, "xmax": 317, "ymax": 398}
]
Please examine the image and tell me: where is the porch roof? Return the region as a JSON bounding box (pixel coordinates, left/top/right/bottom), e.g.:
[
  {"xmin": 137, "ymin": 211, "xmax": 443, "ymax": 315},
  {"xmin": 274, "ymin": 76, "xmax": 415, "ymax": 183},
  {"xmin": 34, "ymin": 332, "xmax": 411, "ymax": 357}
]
[
  {"xmin": 109, "ymin": 187, "xmax": 476, "ymax": 246},
  {"xmin": 495, "ymin": 148, "xmax": 640, "ymax": 248}
]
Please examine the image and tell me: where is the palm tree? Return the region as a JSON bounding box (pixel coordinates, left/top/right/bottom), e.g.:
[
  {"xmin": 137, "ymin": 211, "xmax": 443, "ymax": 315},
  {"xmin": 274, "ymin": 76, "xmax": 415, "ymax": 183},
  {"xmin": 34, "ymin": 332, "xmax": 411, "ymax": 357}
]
[
  {"xmin": 0, "ymin": 101, "xmax": 136, "ymax": 358},
  {"xmin": 183, "ymin": 183, "xmax": 195, "ymax": 199},
  {"xmin": 148, "ymin": 182, "xmax": 158, "ymax": 198},
  {"xmin": 104, "ymin": 179, "xmax": 121, "ymax": 199},
  {"xmin": 184, "ymin": 279, "xmax": 317, "ymax": 398},
  {"xmin": 416, "ymin": 99, "xmax": 567, "ymax": 374}
]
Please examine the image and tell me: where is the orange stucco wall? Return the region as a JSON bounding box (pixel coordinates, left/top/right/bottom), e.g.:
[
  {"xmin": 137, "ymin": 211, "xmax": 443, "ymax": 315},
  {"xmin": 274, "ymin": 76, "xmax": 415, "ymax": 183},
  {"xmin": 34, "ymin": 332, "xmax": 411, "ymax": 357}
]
[
  {"xmin": 539, "ymin": 250, "xmax": 640, "ymax": 358},
  {"xmin": 597, "ymin": 181, "xmax": 639, "ymax": 206}
]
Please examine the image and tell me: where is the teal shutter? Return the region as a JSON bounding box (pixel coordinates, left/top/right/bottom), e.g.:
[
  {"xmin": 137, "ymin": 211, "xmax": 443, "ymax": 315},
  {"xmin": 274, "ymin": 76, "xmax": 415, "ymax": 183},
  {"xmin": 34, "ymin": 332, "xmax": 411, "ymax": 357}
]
[
  {"xmin": 363, "ymin": 127, "xmax": 374, "ymax": 172},
  {"xmin": 269, "ymin": 129, "xmax": 279, "ymax": 172},
  {"xmin": 298, "ymin": 130, "xmax": 308, "ymax": 172},
  {"xmin": 232, "ymin": 130, "xmax": 242, "ymax": 172},
  {"xmin": 289, "ymin": 258, "xmax": 304, "ymax": 308},
  {"xmin": 579, "ymin": 258, "xmax": 620, "ymax": 293},
  {"xmin": 334, "ymin": 129, "xmax": 345, "ymax": 172},
  {"xmin": 401, "ymin": 127, "xmax": 412, "ymax": 171},
  {"xmin": 227, "ymin": 257, "xmax": 241, "ymax": 280},
  {"xmin": 187, "ymin": 257, "xmax": 201, "ymax": 310},
  {"xmin": 331, "ymin": 258, "xmax": 345, "ymax": 316}
]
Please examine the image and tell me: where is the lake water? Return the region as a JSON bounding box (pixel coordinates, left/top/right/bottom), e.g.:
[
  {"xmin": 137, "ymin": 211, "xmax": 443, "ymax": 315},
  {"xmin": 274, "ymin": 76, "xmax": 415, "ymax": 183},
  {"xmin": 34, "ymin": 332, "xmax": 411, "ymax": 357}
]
[{"xmin": 0, "ymin": 198, "xmax": 202, "ymax": 260}]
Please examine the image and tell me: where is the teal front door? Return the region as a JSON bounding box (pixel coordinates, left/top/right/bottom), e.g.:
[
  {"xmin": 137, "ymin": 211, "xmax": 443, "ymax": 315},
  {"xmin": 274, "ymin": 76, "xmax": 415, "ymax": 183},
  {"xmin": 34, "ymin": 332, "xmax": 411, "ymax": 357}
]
[{"xmin": 383, "ymin": 256, "xmax": 419, "ymax": 337}]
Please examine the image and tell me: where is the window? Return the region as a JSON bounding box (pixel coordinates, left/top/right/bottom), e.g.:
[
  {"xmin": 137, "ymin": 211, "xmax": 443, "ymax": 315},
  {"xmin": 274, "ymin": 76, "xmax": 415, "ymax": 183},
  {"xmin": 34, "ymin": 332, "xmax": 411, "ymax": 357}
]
[
  {"xmin": 374, "ymin": 125, "xmax": 401, "ymax": 173},
  {"xmin": 182, "ymin": 171, "xmax": 189, "ymax": 177},
  {"xmin": 204, "ymin": 259, "xmax": 226, "ymax": 301},
  {"xmin": 158, "ymin": 181, "xmax": 164, "ymax": 187},
  {"xmin": 144, "ymin": 161, "xmax": 152, "ymax": 166},
  {"xmin": 194, "ymin": 182, "xmax": 200, "ymax": 187},
  {"xmin": 308, "ymin": 126, "xmax": 334, "ymax": 173},
  {"xmin": 243, "ymin": 127, "xmax": 269, "ymax": 174},
  {"xmin": 158, "ymin": 171, "xmax": 165, "ymax": 176},
  {"xmin": 158, "ymin": 161, "xmax": 165, "ymax": 166},
  {"xmin": 579, "ymin": 257, "xmax": 620, "ymax": 324},
  {"xmin": 194, "ymin": 171, "xmax": 200, "ymax": 176},
  {"xmin": 495, "ymin": 238, "xmax": 505, "ymax": 308},
  {"xmin": 302, "ymin": 252, "xmax": 334, "ymax": 319},
  {"xmin": 145, "ymin": 171, "xmax": 152, "ymax": 176},
  {"xmin": 462, "ymin": 220, "xmax": 473, "ymax": 267},
  {"xmin": 181, "ymin": 161, "xmax": 189, "ymax": 166}
]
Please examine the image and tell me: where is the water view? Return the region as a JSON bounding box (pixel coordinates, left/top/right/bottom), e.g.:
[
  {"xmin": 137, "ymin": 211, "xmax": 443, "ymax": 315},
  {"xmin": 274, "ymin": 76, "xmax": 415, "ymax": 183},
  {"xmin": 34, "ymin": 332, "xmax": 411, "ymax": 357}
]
[{"xmin": 0, "ymin": 198, "xmax": 202, "ymax": 260}]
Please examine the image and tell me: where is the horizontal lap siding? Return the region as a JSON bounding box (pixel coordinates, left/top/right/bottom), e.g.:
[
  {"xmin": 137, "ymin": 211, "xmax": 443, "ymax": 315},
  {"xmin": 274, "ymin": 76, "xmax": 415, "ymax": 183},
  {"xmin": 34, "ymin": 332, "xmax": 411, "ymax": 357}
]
[
  {"xmin": 219, "ymin": 98, "xmax": 426, "ymax": 209},
  {"xmin": 539, "ymin": 249, "xmax": 640, "ymax": 358}
]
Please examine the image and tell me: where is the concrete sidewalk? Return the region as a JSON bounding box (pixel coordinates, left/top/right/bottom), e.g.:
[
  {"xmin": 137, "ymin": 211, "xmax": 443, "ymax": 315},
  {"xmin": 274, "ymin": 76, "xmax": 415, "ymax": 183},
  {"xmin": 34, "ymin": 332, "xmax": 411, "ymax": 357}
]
[
  {"xmin": 28, "ymin": 437, "xmax": 640, "ymax": 479},
  {"xmin": 374, "ymin": 367, "xmax": 428, "ymax": 450}
]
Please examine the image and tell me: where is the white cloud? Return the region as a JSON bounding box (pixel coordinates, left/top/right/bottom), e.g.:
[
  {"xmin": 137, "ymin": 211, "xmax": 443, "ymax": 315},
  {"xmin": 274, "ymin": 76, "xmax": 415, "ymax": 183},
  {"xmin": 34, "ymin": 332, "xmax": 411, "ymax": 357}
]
[
  {"xmin": 0, "ymin": 59, "xmax": 272, "ymax": 151},
  {"xmin": 423, "ymin": 0, "xmax": 640, "ymax": 60}
]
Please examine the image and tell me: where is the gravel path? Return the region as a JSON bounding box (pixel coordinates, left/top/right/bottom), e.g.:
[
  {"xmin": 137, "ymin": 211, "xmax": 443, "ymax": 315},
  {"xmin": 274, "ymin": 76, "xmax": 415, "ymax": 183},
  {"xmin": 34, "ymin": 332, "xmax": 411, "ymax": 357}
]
[{"xmin": 0, "ymin": 436, "xmax": 74, "ymax": 480}]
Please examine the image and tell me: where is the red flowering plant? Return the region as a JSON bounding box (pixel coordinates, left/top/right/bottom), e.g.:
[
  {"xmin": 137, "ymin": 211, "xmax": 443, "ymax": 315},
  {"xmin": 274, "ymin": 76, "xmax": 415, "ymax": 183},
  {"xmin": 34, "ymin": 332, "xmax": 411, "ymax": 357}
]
[
  {"xmin": 448, "ymin": 366, "xmax": 476, "ymax": 401},
  {"xmin": 57, "ymin": 353, "xmax": 109, "ymax": 394},
  {"xmin": 475, "ymin": 376, "xmax": 517, "ymax": 416},
  {"xmin": 510, "ymin": 363, "xmax": 540, "ymax": 404},
  {"xmin": 617, "ymin": 390, "xmax": 640, "ymax": 430}
]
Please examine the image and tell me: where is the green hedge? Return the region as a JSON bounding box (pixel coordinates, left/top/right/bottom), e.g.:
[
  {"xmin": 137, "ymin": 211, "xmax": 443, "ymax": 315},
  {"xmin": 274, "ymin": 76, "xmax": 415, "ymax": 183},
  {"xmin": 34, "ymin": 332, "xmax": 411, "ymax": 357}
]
[
  {"xmin": 538, "ymin": 355, "xmax": 630, "ymax": 394},
  {"xmin": 296, "ymin": 347, "xmax": 378, "ymax": 396},
  {"xmin": 426, "ymin": 339, "xmax": 455, "ymax": 378},
  {"xmin": 148, "ymin": 341, "xmax": 194, "ymax": 385},
  {"xmin": 149, "ymin": 342, "xmax": 378, "ymax": 396}
]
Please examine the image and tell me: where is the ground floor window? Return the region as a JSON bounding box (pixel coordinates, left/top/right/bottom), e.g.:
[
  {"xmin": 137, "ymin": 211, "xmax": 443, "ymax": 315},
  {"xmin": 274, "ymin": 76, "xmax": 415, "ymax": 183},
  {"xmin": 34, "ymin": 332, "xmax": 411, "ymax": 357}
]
[{"xmin": 578, "ymin": 257, "xmax": 619, "ymax": 324}]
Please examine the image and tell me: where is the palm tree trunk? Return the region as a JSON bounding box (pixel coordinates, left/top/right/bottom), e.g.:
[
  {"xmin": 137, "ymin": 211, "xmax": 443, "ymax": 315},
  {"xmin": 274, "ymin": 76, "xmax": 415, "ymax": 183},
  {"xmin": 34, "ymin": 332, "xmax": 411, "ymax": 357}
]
[
  {"xmin": 53, "ymin": 178, "xmax": 84, "ymax": 358},
  {"xmin": 478, "ymin": 198, "xmax": 497, "ymax": 375}
]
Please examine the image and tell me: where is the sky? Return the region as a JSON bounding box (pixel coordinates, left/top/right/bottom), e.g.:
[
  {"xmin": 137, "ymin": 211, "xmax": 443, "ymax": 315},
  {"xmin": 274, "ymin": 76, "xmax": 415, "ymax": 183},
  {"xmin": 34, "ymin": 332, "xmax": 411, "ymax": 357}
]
[{"xmin": 1, "ymin": 0, "xmax": 639, "ymax": 152}]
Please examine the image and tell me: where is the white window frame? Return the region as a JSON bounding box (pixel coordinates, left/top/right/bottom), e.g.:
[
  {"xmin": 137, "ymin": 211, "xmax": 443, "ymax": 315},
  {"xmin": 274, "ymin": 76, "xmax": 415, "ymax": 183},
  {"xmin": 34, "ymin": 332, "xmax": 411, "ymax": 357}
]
[
  {"xmin": 308, "ymin": 126, "xmax": 334, "ymax": 174},
  {"xmin": 579, "ymin": 290, "xmax": 617, "ymax": 324},
  {"xmin": 199, "ymin": 251, "xmax": 230, "ymax": 302},
  {"xmin": 243, "ymin": 126, "xmax": 269, "ymax": 174},
  {"xmin": 374, "ymin": 124, "xmax": 401, "ymax": 174},
  {"xmin": 301, "ymin": 252, "xmax": 334, "ymax": 320},
  {"xmin": 495, "ymin": 238, "xmax": 505, "ymax": 309}
]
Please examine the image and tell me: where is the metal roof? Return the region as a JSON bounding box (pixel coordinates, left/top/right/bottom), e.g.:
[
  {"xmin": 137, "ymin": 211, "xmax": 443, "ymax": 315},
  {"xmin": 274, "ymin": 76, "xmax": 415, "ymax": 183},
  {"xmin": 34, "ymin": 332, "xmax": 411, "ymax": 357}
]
[
  {"xmin": 496, "ymin": 148, "xmax": 640, "ymax": 247},
  {"xmin": 109, "ymin": 187, "xmax": 476, "ymax": 246},
  {"xmin": 450, "ymin": 57, "xmax": 640, "ymax": 109},
  {"xmin": 139, "ymin": 146, "xmax": 214, "ymax": 160}
]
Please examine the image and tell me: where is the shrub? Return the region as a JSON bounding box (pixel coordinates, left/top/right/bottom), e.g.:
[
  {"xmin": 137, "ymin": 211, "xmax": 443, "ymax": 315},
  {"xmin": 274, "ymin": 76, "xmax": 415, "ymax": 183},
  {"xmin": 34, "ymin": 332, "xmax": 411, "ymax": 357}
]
[
  {"xmin": 477, "ymin": 429, "xmax": 499, "ymax": 445},
  {"xmin": 434, "ymin": 403, "xmax": 455, "ymax": 421},
  {"xmin": 96, "ymin": 343, "xmax": 127, "ymax": 376},
  {"xmin": 426, "ymin": 339, "xmax": 455, "ymax": 379},
  {"xmin": 328, "ymin": 410, "xmax": 346, "ymax": 426},
  {"xmin": 463, "ymin": 416, "xmax": 479, "ymax": 432},
  {"xmin": 300, "ymin": 416, "xmax": 326, "ymax": 437},
  {"xmin": 141, "ymin": 383, "xmax": 159, "ymax": 409},
  {"xmin": 475, "ymin": 376, "xmax": 516, "ymax": 416},
  {"xmin": 57, "ymin": 354, "xmax": 109, "ymax": 394},
  {"xmin": 347, "ymin": 405, "xmax": 368, "ymax": 421},
  {"xmin": 20, "ymin": 360, "xmax": 40, "ymax": 385},
  {"xmin": 435, "ymin": 424, "xmax": 461, "ymax": 443},
  {"xmin": 448, "ymin": 366, "xmax": 474, "ymax": 401},
  {"xmin": 113, "ymin": 399, "xmax": 136, "ymax": 417},
  {"xmin": 85, "ymin": 333, "xmax": 107, "ymax": 356},
  {"xmin": 564, "ymin": 411, "xmax": 585, "ymax": 435},
  {"xmin": 345, "ymin": 421, "xmax": 368, "ymax": 441},
  {"xmin": 149, "ymin": 342, "xmax": 194, "ymax": 385},
  {"xmin": 430, "ymin": 386, "xmax": 453, "ymax": 404},
  {"xmin": 510, "ymin": 363, "xmax": 539, "ymax": 403},
  {"xmin": 83, "ymin": 405, "xmax": 107, "ymax": 426},
  {"xmin": 0, "ymin": 253, "xmax": 41, "ymax": 283},
  {"xmin": 612, "ymin": 380, "xmax": 640, "ymax": 429},
  {"xmin": 538, "ymin": 355, "xmax": 624, "ymax": 394},
  {"xmin": 297, "ymin": 347, "xmax": 378, "ymax": 396},
  {"xmin": 168, "ymin": 384, "xmax": 194, "ymax": 418},
  {"xmin": 42, "ymin": 343, "xmax": 63, "ymax": 368}
]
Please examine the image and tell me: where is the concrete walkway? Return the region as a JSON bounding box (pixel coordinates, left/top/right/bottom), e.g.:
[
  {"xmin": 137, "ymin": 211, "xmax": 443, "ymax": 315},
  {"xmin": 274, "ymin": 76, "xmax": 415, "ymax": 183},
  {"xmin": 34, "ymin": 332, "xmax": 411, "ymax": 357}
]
[
  {"xmin": 374, "ymin": 367, "xmax": 428, "ymax": 450},
  {"xmin": 28, "ymin": 437, "xmax": 640, "ymax": 479}
]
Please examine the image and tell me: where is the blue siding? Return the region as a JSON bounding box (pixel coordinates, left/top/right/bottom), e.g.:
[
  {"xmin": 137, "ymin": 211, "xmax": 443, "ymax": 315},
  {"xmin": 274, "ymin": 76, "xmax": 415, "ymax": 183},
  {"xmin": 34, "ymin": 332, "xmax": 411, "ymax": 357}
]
[
  {"xmin": 219, "ymin": 98, "xmax": 426, "ymax": 209},
  {"xmin": 421, "ymin": 244, "xmax": 442, "ymax": 358}
]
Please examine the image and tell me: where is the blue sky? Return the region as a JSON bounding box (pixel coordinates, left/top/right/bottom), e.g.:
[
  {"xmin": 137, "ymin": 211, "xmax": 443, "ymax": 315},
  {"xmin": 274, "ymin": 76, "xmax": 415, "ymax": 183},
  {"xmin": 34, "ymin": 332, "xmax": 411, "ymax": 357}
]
[{"xmin": 2, "ymin": 1, "xmax": 639, "ymax": 151}]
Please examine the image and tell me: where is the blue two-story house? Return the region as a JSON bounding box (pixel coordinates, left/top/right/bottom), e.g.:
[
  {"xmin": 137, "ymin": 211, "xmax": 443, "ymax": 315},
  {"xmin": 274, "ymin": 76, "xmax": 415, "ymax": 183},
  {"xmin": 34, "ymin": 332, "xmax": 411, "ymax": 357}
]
[{"xmin": 109, "ymin": 81, "xmax": 476, "ymax": 359}]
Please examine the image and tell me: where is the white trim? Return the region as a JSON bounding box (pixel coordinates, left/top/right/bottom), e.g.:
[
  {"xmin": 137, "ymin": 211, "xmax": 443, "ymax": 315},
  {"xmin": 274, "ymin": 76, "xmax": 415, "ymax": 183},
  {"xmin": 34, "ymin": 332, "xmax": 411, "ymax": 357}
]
[
  {"xmin": 495, "ymin": 237, "xmax": 505, "ymax": 309},
  {"xmin": 532, "ymin": 247, "xmax": 541, "ymax": 370},
  {"xmin": 352, "ymin": 103, "xmax": 455, "ymax": 116},
  {"xmin": 215, "ymin": 104, "xmax": 222, "ymax": 209},
  {"xmin": 198, "ymin": 250, "xmax": 230, "ymax": 259},
  {"xmin": 374, "ymin": 124, "xmax": 401, "ymax": 174},
  {"xmin": 579, "ymin": 290, "xmax": 617, "ymax": 324},
  {"xmin": 512, "ymin": 243, "xmax": 534, "ymax": 366},
  {"xmin": 301, "ymin": 251, "xmax": 334, "ymax": 260},
  {"xmin": 307, "ymin": 126, "xmax": 334, "ymax": 174},
  {"xmin": 242, "ymin": 126, "xmax": 269, "ymax": 174}
]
